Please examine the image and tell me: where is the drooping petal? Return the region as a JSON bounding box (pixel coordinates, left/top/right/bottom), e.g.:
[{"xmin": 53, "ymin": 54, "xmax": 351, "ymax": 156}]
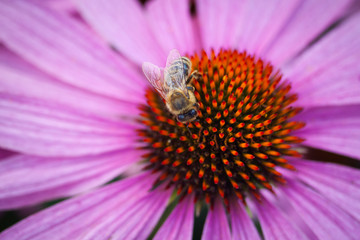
[
  {"xmin": 0, "ymin": 94, "xmax": 140, "ymax": 157},
  {"xmin": 230, "ymin": 200, "xmax": 261, "ymax": 240},
  {"xmin": 284, "ymin": 13, "xmax": 360, "ymax": 107},
  {"xmin": 154, "ymin": 195, "xmax": 194, "ymax": 240},
  {"xmin": 0, "ymin": 149, "xmax": 143, "ymax": 210},
  {"xmin": 280, "ymin": 179, "xmax": 360, "ymax": 240},
  {"xmin": 201, "ymin": 200, "xmax": 231, "ymax": 240},
  {"xmin": 0, "ymin": 172, "xmax": 171, "ymax": 240},
  {"xmin": 146, "ymin": 0, "xmax": 200, "ymax": 56},
  {"xmin": 0, "ymin": 47, "xmax": 141, "ymax": 120},
  {"xmin": 0, "ymin": 0, "xmax": 146, "ymax": 102},
  {"xmin": 264, "ymin": 0, "xmax": 352, "ymax": 66},
  {"xmin": 294, "ymin": 105, "xmax": 360, "ymax": 160},
  {"xmin": 253, "ymin": 195, "xmax": 307, "ymax": 240},
  {"xmin": 75, "ymin": 0, "xmax": 166, "ymax": 65},
  {"xmin": 289, "ymin": 159, "xmax": 360, "ymax": 221}
]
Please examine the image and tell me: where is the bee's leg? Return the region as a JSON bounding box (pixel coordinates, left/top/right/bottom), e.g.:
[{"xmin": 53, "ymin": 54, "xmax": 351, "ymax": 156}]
[
  {"xmin": 186, "ymin": 70, "xmax": 202, "ymax": 85},
  {"xmin": 193, "ymin": 102, "xmax": 200, "ymax": 110},
  {"xmin": 186, "ymin": 85, "xmax": 195, "ymax": 92},
  {"xmin": 185, "ymin": 124, "xmax": 192, "ymax": 135}
]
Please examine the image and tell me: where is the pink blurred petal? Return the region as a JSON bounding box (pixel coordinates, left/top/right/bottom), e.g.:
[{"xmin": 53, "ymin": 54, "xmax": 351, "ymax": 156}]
[
  {"xmin": 154, "ymin": 195, "xmax": 194, "ymax": 240},
  {"xmin": 230, "ymin": 200, "xmax": 261, "ymax": 240},
  {"xmin": 197, "ymin": 0, "xmax": 301, "ymax": 54},
  {"xmin": 0, "ymin": 0, "xmax": 146, "ymax": 102},
  {"xmin": 32, "ymin": 0, "xmax": 76, "ymax": 14},
  {"xmin": 0, "ymin": 149, "xmax": 143, "ymax": 210},
  {"xmin": 0, "ymin": 47, "xmax": 142, "ymax": 120},
  {"xmin": 284, "ymin": 13, "xmax": 360, "ymax": 107},
  {"xmin": 75, "ymin": 0, "xmax": 166, "ymax": 65},
  {"xmin": 294, "ymin": 105, "xmax": 360, "ymax": 160},
  {"xmin": 197, "ymin": 0, "xmax": 244, "ymax": 52},
  {"xmin": 146, "ymin": 0, "xmax": 200, "ymax": 56},
  {"xmin": 0, "ymin": 94, "xmax": 140, "ymax": 156},
  {"xmin": 201, "ymin": 200, "xmax": 231, "ymax": 240},
  {"xmin": 0, "ymin": 172, "xmax": 170, "ymax": 240},
  {"xmin": 281, "ymin": 180, "xmax": 360, "ymax": 239},
  {"xmin": 253, "ymin": 196, "xmax": 307, "ymax": 240},
  {"xmin": 265, "ymin": 0, "xmax": 351, "ymax": 66},
  {"xmin": 0, "ymin": 148, "xmax": 15, "ymax": 160},
  {"xmin": 289, "ymin": 159, "xmax": 360, "ymax": 220}
]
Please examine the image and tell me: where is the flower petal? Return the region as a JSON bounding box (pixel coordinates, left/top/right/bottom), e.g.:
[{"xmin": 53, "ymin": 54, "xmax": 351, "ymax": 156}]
[
  {"xmin": 32, "ymin": 0, "xmax": 76, "ymax": 14},
  {"xmin": 230, "ymin": 200, "xmax": 261, "ymax": 240},
  {"xmin": 75, "ymin": 0, "xmax": 166, "ymax": 65},
  {"xmin": 295, "ymin": 105, "xmax": 360, "ymax": 160},
  {"xmin": 265, "ymin": 0, "xmax": 351, "ymax": 65},
  {"xmin": 154, "ymin": 195, "xmax": 194, "ymax": 240},
  {"xmin": 146, "ymin": 0, "xmax": 200, "ymax": 55},
  {"xmin": 197, "ymin": 0, "xmax": 301, "ymax": 54},
  {"xmin": 0, "ymin": 0, "xmax": 145, "ymax": 102},
  {"xmin": 284, "ymin": 13, "xmax": 360, "ymax": 107},
  {"xmin": 0, "ymin": 94, "xmax": 139, "ymax": 156},
  {"xmin": 0, "ymin": 149, "xmax": 142, "ymax": 210},
  {"xmin": 0, "ymin": 172, "xmax": 171, "ymax": 240},
  {"xmin": 0, "ymin": 47, "xmax": 141, "ymax": 120},
  {"xmin": 0, "ymin": 148, "xmax": 15, "ymax": 160},
  {"xmin": 201, "ymin": 200, "xmax": 231, "ymax": 240},
  {"xmin": 253, "ymin": 194, "xmax": 307, "ymax": 240},
  {"xmin": 280, "ymin": 179, "xmax": 360, "ymax": 240},
  {"xmin": 290, "ymin": 159, "xmax": 360, "ymax": 220}
]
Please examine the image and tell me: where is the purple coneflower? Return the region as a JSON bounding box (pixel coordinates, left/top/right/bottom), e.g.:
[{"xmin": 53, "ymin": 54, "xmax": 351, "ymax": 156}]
[{"xmin": 0, "ymin": 0, "xmax": 360, "ymax": 239}]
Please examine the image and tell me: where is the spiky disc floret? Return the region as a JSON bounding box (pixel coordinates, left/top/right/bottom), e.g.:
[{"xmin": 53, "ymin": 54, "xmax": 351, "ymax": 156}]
[{"xmin": 138, "ymin": 49, "xmax": 305, "ymax": 205}]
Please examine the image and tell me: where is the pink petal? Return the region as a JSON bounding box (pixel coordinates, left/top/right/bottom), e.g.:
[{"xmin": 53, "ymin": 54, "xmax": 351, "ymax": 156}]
[
  {"xmin": 146, "ymin": 0, "xmax": 200, "ymax": 56},
  {"xmin": 0, "ymin": 47, "xmax": 142, "ymax": 120},
  {"xmin": 294, "ymin": 105, "xmax": 360, "ymax": 160},
  {"xmin": 284, "ymin": 13, "xmax": 360, "ymax": 107},
  {"xmin": 154, "ymin": 195, "xmax": 194, "ymax": 240},
  {"xmin": 0, "ymin": 149, "xmax": 143, "ymax": 210},
  {"xmin": 0, "ymin": 1, "xmax": 146, "ymax": 102},
  {"xmin": 230, "ymin": 199, "xmax": 261, "ymax": 240},
  {"xmin": 201, "ymin": 200, "xmax": 231, "ymax": 240},
  {"xmin": 0, "ymin": 172, "xmax": 170, "ymax": 240},
  {"xmin": 0, "ymin": 94, "xmax": 139, "ymax": 156},
  {"xmin": 289, "ymin": 159, "xmax": 360, "ymax": 220},
  {"xmin": 197, "ymin": 0, "xmax": 244, "ymax": 52},
  {"xmin": 0, "ymin": 148, "xmax": 15, "ymax": 160},
  {"xmin": 290, "ymin": 158, "xmax": 360, "ymax": 185},
  {"xmin": 75, "ymin": 0, "xmax": 166, "ymax": 65},
  {"xmin": 265, "ymin": 0, "xmax": 352, "ymax": 66},
  {"xmin": 197, "ymin": 0, "xmax": 301, "ymax": 55},
  {"xmin": 281, "ymin": 180, "xmax": 360, "ymax": 239},
  {"xmin": 253, "ymin": 195, "xmax": 307, "ymax": 240},
  {"xmin": 32, "ymin": 0, "xmax": 76, "ymax": 14}
]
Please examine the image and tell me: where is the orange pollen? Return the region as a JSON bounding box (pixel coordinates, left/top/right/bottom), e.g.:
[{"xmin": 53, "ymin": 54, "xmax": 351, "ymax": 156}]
[{"xmin": 138, "ymin": 49, "xmax": 305, "ymax": 205}]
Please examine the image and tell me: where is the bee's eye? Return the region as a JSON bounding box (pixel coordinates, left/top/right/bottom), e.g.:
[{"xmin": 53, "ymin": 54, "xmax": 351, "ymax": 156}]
[
  {"xmin": 177, "ymin": 114, "xmax": 185, "ymax": 121},
  {"xmin": 189, "ymin": 109, "xmax": 197, "ymax": 116}
]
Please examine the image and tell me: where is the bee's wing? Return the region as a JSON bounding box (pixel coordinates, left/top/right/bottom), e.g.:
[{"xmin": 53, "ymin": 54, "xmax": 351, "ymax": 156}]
[
  {"xmin": 164, "ymin": 49, "xmax": 188, "ymax": 93},
  {"xmin": 142, "ymin": 62, "xmax": 167, "ymax": 100},
  {"xmin": 166, "ymin": 49, "xmax": 182, "ymax": 68}
]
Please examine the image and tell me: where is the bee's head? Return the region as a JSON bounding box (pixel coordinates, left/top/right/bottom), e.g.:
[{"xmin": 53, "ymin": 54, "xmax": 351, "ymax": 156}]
[{"xmin": 177, "ymin": 108, "xmax": 198, "ymax": 123}]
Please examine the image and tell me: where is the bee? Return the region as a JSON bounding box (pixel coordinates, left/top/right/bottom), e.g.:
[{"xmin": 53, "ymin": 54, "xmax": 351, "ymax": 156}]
[{"xmin": 142, "ymin": 49, "xmax": 202, "ymax": 123}]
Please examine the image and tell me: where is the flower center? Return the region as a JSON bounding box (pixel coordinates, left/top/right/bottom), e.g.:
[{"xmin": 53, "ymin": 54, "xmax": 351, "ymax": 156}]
[{"xmin": 138, "ymin": 49, "xmax": 305, "ymax": 205}]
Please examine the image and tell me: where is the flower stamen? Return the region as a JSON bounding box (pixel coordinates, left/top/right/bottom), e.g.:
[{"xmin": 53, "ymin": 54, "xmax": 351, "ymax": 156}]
[{"xmin": 138, "ymin": 49, "xmax": 305, "ymax": 205}]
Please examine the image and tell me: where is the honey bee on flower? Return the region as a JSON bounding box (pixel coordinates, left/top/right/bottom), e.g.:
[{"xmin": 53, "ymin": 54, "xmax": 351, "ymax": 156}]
[{"xmin": 142, "ymin": 49, "xmax": 202, "ymax": 123}]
